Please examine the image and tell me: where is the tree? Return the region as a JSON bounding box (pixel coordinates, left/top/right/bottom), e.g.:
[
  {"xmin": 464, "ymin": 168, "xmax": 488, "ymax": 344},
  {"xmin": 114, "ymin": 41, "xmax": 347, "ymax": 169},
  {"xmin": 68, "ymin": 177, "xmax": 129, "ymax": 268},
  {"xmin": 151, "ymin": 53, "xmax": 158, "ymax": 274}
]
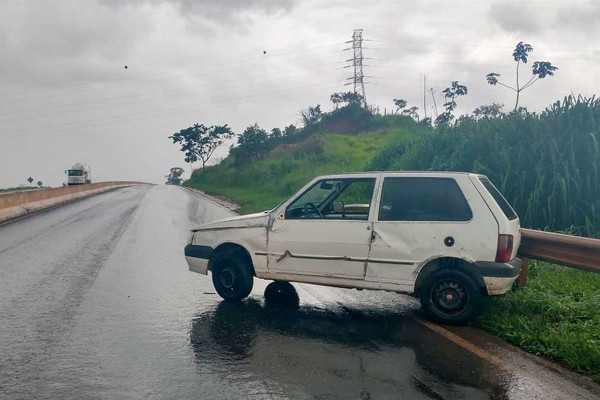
[
  {"xmin": 435, "ymin": 81, "xmax": 468, "ymax": 126},
  {"xmin": 36, "ymin": 181, "xmax": 43, "ymax": 188},
  {"xmin": 165, "ymin": 167, "xmax": 185, "ymax": 185},
  {"xmin": 472, "ymin": 103, "xmax": 504, "ymax": 119},
  {"xmin": 330, "ymin": 92, "xmax": 343, "ymax": 110},
  {"xmin": 236, "ymin": 123, "xmax": 269, "ymax": 159},
  {"xmin": 169, "ymin": 123, "xmax": 234, "ymax": 171},
  {"xmin": 300, "ymin": 104, "xmax": 322, "ymax": 127},
  {"xmin": 270, "ymin": 128, "xmax": 282, "ymax": 140},
  {"xmin": 283, "ymin": 124, "xmax": 298, "ymax": 138},
  {"xmin": 393, "ymin": 98, "xmax": 407, "ymax": 114},
  {"xmin": 330, "ymin": 92, "xmax": 363, "ymax": 110},
  {"xmin": 486, "ymin": 41, "xmax": 558, "ymax": 111},
  {"xmin": 401, "ymin": 105, "xmax": 419, "ymax": 120}
]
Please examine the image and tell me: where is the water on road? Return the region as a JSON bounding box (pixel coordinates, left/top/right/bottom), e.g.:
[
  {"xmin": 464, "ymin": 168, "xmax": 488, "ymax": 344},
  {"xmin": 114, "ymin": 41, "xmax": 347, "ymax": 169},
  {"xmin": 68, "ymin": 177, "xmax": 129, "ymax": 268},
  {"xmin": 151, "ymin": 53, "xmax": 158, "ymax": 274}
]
[{"xmin": 0, "ymin": 185, "xmax": 597, "ymax": 399}]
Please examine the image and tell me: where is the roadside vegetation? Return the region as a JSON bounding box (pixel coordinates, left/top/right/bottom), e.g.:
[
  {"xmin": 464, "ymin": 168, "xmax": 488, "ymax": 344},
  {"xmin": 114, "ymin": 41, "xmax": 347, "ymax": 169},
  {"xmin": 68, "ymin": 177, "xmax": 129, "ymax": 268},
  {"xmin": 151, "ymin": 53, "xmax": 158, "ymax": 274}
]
[
  {"xmin": 0, "ymin": 186, "xmax": 44, "ymax": 193},
  {"xmin": 171, "ymin": 41, "xmax": 599, "ymax": 382},
  {"xmin": 186, "ymin": 124, "xmax": 422, "ymax": 214},
  {"xmin": 479, "ymin": 261, "xmax": 600, "ymax": 384}
]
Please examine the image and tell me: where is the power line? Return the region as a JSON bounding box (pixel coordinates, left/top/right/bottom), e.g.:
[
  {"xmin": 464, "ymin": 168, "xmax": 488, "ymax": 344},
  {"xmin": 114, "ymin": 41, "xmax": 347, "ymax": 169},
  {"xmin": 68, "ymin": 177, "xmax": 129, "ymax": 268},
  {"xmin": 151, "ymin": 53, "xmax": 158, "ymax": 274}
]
[
  {"xmin": 0, "ymin": 60, "xmax": 346, "ymax": 122},
  {"xmin": 0, "ymin": 41, "xmax": 347, "ymax": 102},
  {"xmin": 0, "ymin": 79, "xmax": 345, "ymax": 139}
]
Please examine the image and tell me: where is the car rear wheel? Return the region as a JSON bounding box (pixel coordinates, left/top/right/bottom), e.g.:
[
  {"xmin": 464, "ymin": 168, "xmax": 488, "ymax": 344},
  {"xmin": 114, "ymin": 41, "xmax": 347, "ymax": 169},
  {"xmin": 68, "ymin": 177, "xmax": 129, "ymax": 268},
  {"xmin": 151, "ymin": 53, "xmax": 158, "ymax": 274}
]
[
  {"xmin": 211, "ymin": 255, "xmax": 253, "ymax": 301},
  {"xmin": 264, "ymin": 281, "xmax": 299, "ymax": 307},
  {"xmin": 420, "ymin": 269, "xmax": 482, "ymax": 325}
]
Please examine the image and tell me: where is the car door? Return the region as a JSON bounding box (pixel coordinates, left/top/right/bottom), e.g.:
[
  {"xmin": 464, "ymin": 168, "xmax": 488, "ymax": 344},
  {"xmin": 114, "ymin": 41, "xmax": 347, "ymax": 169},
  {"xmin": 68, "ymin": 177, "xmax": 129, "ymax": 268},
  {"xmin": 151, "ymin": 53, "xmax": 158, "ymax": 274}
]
[
  {"xmin": 267, "ymin": 176, "xmax": 378, "ymax": 279},
  {"xmin": 366, "ymin": 175, "xmax": 495, "ymax": 286}
]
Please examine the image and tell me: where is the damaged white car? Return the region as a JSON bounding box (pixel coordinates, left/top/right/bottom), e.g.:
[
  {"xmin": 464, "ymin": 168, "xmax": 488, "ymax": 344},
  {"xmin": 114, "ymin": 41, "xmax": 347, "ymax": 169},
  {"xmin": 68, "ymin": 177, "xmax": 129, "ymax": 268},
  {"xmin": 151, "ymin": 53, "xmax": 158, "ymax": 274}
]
[{"xmin": 184, "ymin": 172, "xmax": 522, "ymax": 324}]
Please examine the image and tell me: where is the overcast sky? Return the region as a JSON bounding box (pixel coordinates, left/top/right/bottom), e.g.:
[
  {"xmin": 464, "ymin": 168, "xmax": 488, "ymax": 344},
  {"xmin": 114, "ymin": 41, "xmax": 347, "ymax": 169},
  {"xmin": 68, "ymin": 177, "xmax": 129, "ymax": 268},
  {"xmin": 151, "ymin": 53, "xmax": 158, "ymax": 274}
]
[{"xmin": 1, "ymin": 0, "xmax": 599, "ymax": 187}]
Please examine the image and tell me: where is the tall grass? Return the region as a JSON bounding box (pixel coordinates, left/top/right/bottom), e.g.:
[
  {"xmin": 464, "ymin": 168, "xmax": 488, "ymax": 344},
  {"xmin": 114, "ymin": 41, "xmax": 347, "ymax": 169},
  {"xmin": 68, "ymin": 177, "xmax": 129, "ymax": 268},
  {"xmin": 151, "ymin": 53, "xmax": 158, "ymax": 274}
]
[{"xmin": 376, "ymin": 96, "xmax": 600, "ymax": 234}]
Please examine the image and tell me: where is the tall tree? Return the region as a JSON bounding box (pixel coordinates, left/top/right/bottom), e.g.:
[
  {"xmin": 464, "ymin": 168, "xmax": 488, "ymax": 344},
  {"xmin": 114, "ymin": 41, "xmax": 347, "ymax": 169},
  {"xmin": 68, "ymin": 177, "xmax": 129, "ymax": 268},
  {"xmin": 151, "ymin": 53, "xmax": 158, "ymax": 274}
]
[
  {"xmin": 236, "ymin": 123, "xmax": 269, "ymax": 159},
  {"xmin": 165, "ymin": 167, "xmax": 185, "ymax": 185},
  {"xmin": 331, "ymin": 92, "xmax": 364, "ymax": 110},
  {"xmin": 300, "ymin": 104, "xmax": 322, "ymax": 127},
  {"xmin": 486, "ymin": 41, "xmax": 558, "ymax": 111},
  {"xmin": 169, "ymin": 124, "xmax": 234, "ymax": 171},
  {"xmin": 472, "ymin": 103, "xmax": 504, "ymax": 120},
  {"xmin": 393, "ymin": 98, "xmax": 407, "ymax": 114},
  {"xmin": 401, "ymin": 106, "xmax": 420, "ymax": 120},
  {"xmin": 283, "ymin": 124, "xmax": 297, "ymax": 137},
  {"xmin": 270, "ymin": 128, "xmax": 282, "ymax": 140},
  {"xmin": 435, "ymin": 81, "xmax": 468, "ymax": 126}
]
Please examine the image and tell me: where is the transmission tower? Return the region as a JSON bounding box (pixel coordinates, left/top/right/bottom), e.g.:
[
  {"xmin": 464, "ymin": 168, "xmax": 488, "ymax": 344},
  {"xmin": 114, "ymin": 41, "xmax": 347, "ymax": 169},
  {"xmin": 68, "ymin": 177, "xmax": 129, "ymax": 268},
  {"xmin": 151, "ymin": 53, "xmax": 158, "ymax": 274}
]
[{"xmin": 344, "ymin": 29, "xmax": 367, "ymax": 108}]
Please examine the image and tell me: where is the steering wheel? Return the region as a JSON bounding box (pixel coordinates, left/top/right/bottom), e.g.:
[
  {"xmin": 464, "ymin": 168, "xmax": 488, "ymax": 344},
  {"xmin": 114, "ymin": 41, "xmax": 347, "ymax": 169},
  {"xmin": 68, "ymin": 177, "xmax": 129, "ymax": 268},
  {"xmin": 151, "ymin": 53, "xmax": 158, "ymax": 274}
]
[{"xmin": 304, "ymin": 202, "xmax": 323, "ymax": 218}]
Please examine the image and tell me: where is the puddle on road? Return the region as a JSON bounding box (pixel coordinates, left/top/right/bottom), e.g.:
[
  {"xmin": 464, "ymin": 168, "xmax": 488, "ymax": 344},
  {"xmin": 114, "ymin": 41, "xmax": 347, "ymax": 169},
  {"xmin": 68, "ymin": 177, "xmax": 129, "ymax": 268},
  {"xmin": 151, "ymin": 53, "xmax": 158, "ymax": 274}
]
[{"xmin": 189, "ymin": 293, "xmax": 514, "ymax": 400}]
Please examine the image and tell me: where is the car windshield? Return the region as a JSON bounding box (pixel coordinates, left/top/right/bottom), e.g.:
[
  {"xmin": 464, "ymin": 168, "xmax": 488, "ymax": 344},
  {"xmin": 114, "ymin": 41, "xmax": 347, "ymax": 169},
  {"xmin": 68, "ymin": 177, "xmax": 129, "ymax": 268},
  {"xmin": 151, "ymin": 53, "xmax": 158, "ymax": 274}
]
[
  {"xmin": 285, "ymin": 178, "xmax": 375, "ymax": 220},
  {"xmin": 68, "ymin": 170, "xmax": 83, "ymax": 176}
]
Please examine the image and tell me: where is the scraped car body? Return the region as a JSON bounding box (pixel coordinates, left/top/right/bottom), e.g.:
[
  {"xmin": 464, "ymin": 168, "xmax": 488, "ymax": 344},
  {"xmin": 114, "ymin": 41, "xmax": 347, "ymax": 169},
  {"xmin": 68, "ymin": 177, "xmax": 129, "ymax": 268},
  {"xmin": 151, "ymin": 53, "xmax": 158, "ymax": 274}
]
[{"xmin": 185, "ymin": 172, "xmax": 522, "ymax": 324}]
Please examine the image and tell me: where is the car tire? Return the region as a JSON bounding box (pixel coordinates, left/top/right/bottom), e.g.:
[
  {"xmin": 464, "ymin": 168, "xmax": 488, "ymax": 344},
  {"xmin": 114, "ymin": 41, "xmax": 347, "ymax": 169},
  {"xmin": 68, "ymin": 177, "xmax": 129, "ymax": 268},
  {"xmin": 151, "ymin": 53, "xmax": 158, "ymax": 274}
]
[
  {"xmin": 211, "ymin": 255, "xmax": 253, "ymax": 301},
  {"xmin": 420, "ymin": 269, "xmax": 482, "ymax": 325},
  {"xmin": 264, "ymin": 281, "xmax": 299, "ymax": 307}
]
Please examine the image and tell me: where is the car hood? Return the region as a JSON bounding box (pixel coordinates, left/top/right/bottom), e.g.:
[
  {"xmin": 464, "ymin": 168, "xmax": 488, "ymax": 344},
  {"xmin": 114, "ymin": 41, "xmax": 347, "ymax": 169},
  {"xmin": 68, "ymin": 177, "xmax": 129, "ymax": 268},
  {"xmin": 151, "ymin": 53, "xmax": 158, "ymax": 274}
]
[{"xmin": 191, "ymin": 211, "xmax": 271, "ymax": 232}]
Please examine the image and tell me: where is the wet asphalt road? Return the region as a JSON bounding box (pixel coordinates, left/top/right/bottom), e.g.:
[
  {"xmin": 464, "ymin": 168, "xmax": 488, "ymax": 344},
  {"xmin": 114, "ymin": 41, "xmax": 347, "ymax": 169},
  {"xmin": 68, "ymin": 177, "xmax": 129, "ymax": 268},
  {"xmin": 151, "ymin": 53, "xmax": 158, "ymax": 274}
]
[{"xmin": 0, "ymin": 185, "xmax": 598, "ymax": 400}]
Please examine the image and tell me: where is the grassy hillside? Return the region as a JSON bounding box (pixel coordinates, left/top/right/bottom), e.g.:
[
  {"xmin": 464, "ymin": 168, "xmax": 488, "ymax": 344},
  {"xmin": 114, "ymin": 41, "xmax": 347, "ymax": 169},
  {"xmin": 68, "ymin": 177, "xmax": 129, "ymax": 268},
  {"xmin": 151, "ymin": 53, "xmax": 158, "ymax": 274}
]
[{"xmin": 186, "ymin": 122, "xmax": 422, "ymax": 214}]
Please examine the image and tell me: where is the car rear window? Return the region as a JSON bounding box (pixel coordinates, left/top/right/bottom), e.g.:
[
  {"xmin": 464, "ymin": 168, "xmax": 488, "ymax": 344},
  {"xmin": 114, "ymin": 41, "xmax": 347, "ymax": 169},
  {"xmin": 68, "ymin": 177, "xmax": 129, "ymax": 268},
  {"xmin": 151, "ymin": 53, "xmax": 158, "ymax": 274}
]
[
  {"xmin": 378, "ymin": 177, "xmax": 472, "ymax": 221},
  {"xmin": 478, "ymin": 177, "xmax": 518, "ymax": 220}
]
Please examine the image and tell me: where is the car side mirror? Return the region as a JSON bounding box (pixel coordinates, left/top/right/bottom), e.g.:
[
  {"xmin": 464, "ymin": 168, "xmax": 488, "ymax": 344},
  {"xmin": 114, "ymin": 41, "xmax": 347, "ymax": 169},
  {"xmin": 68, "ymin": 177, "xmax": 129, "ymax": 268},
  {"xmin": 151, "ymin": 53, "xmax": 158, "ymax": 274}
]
[
  {"xmin": 319, "ymin": 181, "xmax": 333, "ymax": 190},
  {"xmin": 332, "ymin": 200, "xmax": 344, "ymax": 213}
]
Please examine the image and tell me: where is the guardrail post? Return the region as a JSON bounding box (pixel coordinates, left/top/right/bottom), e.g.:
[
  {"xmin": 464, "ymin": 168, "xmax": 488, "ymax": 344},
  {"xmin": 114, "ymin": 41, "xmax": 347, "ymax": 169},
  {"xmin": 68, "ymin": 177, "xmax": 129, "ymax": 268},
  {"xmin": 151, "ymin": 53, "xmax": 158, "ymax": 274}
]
[{"xmin": 517, "ymin": 258, "xmax": 529, "ymax": 288}]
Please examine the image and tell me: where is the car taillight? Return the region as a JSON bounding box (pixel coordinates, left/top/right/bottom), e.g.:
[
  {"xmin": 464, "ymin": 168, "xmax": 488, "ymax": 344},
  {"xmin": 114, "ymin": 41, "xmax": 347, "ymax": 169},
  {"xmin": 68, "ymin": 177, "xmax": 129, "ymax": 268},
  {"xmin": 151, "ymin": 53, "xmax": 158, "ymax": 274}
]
[{"xmin": 495, "ymin": 234, "xmax": 513, "ymax": 263}]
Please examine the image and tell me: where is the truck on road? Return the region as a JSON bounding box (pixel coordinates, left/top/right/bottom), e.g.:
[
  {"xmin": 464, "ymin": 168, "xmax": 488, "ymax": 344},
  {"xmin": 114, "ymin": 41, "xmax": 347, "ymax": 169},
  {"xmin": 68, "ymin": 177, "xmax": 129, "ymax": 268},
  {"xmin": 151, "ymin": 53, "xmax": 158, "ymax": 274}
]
[{"xmin": 66, "ymin": 162, "xmax": 91, "ymax": 185}]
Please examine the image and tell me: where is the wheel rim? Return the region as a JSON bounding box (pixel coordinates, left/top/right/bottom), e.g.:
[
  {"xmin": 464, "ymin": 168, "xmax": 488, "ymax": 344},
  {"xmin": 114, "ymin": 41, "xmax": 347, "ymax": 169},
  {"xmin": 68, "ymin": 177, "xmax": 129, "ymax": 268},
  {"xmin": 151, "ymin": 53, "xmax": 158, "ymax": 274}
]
[
  {"xmin": 431, "ymin": 280, "xmax": 468, "ymax": 316},
  {"xmin": 220, "ymin": 268, "xmax": 235, "ymax": 289}
]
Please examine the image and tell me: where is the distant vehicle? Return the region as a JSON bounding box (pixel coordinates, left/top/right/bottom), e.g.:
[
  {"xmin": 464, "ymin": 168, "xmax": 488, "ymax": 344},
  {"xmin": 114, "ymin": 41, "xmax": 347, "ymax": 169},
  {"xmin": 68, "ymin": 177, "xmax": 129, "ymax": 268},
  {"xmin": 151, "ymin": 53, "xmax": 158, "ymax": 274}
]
[
  {"xmin": 66, "ymin": 162, "xmax": 91, "ymax": 185},
  {"xmin": 184, "ymin": 171, "xmax": 522, "ymax": 325}
]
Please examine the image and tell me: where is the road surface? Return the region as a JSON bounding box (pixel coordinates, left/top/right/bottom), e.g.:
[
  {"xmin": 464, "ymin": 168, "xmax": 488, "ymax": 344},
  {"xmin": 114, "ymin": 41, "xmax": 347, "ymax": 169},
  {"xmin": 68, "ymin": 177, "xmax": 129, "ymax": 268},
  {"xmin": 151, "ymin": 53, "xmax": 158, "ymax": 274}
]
[{"xmin": 0, "ymin": 185, "xmax": 598, "ymax": 399}]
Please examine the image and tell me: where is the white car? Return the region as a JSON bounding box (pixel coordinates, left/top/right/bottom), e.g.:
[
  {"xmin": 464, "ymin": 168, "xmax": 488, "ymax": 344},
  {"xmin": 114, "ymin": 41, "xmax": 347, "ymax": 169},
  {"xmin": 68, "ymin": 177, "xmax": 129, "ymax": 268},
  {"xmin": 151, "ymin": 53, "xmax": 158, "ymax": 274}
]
[{"xmin": 185, "ymin": 172, "xmax": 522, "ymax": 324}]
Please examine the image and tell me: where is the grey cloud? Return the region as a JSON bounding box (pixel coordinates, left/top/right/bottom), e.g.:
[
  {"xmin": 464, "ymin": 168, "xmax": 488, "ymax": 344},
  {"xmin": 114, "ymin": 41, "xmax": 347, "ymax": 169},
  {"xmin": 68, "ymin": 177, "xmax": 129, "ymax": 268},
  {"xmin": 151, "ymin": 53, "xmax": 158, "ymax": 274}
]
[
  {"xmin": 176, "ymin": 0, "xmax": 297, "ymax": 19},
  {"xmin": 555, "ymin": 1, "xmax": 600, "ymax": 32},
  {"xmin": 100, "ymin": 0, "xmax": 299, "ymax": 24},
  {"xmin": 488, "ymin": 1, "xmax": 543, "ymax": 34},
  {"xmin": 0, "ymin": 2, "xmax": 153, "ymax": 87}
]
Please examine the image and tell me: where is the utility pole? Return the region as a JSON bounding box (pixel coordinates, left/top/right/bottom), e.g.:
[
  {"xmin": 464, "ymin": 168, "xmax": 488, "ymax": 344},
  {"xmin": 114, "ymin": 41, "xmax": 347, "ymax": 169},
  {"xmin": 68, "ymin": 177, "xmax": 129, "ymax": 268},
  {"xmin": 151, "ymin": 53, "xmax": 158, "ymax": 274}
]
[
  {"xmin": 344, "ymin": 29, "xmax": 367, "ymax": 108},
  {"xmin": 422, "ymin": 73, "xmax": 428, "ymax": 120}
]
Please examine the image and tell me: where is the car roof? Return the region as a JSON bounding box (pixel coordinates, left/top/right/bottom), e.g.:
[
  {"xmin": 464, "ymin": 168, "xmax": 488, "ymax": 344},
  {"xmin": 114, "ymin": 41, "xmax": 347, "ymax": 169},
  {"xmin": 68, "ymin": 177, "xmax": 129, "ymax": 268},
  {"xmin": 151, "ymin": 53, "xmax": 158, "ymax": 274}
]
[{"xmin": 316, "ymin": 171, "xmax": 485, "ymax": 179}]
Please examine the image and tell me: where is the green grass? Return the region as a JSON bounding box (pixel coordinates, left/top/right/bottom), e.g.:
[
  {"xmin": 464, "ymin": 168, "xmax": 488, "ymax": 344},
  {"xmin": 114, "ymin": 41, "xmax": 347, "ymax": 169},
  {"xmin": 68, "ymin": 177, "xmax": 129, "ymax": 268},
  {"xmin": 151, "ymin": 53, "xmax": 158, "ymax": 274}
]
[
  {"xmin": 478, "ymin": 261, "xmax": 600, "ymax": 383},
  {"xmin": 186, "ymin": 128, "xmax": 413, "ymax": 214}
]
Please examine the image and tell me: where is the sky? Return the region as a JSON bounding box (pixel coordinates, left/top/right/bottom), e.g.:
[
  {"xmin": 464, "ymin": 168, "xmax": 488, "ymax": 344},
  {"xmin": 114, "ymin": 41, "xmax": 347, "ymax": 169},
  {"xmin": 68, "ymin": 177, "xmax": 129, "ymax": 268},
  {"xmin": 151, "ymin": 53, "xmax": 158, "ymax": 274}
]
[{"xmin": 1, "ymin": 0, "xmax": 599, "ymax": 187}]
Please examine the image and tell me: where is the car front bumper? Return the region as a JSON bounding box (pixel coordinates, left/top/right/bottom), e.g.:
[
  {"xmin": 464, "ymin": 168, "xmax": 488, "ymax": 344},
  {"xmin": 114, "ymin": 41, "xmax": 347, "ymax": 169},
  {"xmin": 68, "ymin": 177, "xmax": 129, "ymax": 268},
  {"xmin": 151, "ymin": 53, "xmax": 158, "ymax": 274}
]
[{"xmin": 184, "ymin": 244, "xmax": 213, "ymax": 275}]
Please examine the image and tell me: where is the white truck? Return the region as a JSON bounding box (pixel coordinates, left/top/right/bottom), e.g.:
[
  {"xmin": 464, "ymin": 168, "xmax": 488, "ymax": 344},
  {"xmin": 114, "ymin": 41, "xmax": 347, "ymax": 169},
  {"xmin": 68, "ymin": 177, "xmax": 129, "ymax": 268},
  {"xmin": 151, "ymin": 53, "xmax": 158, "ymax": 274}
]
[
  {"xmin": 184, "ymin": 172, "xmax": 522, "ymax": 324},
  {"xmin": 66, "ymin": 162, "xmax": 92, "ymax": 185}
]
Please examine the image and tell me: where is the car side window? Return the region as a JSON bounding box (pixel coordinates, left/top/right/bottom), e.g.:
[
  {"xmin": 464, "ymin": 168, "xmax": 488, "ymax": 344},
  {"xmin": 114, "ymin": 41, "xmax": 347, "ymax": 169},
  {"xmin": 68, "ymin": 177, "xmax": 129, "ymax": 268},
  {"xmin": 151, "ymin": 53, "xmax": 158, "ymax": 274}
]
[
  {"xmin": 378, "ymin": 177, "xmax": 472, "ymax": 221},
  {"xmin": 285, "ymin": 178, "xmax": 375, "ymax": 220}
]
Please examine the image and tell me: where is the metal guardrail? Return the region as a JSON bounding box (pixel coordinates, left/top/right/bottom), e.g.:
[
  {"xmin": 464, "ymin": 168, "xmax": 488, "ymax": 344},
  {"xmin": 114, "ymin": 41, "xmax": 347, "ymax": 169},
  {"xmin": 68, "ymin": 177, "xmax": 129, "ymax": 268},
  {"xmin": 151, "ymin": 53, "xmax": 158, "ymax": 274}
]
[{"xmin": 518, "ymin": 228, "xmax": 600, "ymax": 273}]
